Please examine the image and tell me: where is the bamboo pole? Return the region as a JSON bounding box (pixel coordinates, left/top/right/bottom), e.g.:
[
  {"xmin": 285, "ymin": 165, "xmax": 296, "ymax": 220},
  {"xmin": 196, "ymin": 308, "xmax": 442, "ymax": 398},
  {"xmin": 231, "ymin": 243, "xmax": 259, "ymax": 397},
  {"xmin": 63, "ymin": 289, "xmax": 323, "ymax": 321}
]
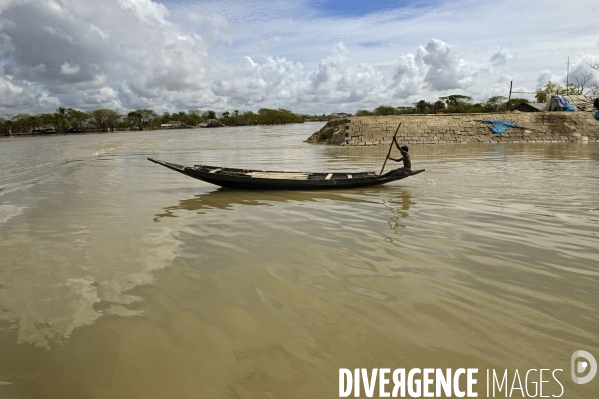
[
  {"xmin": 380, "ymin": 123, "xmax": 402, "ymax": 175},
  {"xmin": 507, "ymin": 81, "xmax": 513, "ymax": 111}
]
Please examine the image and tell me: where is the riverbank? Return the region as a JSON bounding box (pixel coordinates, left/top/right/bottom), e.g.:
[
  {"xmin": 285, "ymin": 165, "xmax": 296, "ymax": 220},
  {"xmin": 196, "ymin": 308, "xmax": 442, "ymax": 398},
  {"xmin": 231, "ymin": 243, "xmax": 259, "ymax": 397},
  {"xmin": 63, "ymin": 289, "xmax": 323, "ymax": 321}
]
[{"xmin": 307, "ymin": 112, "xmax": 599, "ymax": 145}]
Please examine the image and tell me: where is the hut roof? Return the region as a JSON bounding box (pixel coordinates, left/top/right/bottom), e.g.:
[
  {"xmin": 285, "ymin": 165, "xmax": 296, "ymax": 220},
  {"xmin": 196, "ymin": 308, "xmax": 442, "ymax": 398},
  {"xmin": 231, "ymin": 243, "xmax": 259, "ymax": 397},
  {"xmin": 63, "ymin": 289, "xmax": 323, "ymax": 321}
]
[{"xmin": 513, "ymin": 102, "xmax": 546, "ymax": 112}]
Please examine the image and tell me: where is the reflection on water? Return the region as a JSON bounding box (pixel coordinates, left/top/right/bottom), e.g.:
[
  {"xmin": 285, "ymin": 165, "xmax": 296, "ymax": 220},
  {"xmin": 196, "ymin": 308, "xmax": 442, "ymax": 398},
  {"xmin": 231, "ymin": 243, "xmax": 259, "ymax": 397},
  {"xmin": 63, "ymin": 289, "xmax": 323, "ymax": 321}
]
[
  {"xmin": 0, "ymin": 126, "xmax": 597, "ymax": 398},
  {"xmin": 154, "ymin": 188, "xmax": 394, "ymax": 220}
]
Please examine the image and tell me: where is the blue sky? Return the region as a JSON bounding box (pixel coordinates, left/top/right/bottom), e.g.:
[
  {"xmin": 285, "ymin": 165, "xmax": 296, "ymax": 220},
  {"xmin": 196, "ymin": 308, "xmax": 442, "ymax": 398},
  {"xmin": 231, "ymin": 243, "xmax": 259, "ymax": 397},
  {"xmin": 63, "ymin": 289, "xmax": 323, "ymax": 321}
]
[
  {"xmin": 309, "ymin": 0, "xmax": 438, "ymax": 17},
  {"xmin": 0, "ymin": 0, "xmax": 597, "ymax": 114},
  {"xmin": 162, "ymin": 0, "xmax": 441, "ymax": 16}
]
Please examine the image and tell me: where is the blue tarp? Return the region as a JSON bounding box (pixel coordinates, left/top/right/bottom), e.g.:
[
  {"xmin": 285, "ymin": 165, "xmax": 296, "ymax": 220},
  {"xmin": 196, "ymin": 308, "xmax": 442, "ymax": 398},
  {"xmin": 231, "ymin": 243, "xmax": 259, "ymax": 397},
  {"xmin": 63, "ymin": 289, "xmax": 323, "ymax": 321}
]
[
  {"xmin": 594, "ymin": 111, "xmax": 599, "ymax": 121},
  {"xmin": 557, "ymin": 95, "xmax": 577, "ymax": 111},
  {"xmin": 481, "ymin": 119, "xmax": 521, "ymax": 134}
]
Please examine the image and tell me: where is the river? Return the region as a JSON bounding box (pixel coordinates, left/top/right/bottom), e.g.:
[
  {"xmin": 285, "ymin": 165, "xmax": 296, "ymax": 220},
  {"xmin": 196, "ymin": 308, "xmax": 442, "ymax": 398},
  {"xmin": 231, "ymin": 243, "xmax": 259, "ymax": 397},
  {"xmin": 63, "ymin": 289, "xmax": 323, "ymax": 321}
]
[{"xmin": 0, "ymin": 123, "xmax": 597, "ymax": 398}]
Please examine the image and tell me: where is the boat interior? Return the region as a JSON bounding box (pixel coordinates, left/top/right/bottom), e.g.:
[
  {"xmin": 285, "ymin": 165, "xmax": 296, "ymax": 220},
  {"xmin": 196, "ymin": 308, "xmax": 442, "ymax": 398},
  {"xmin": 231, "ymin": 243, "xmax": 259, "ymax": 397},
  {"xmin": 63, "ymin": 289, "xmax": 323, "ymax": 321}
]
[{"xmin": 192, "ymin": 165, "xmax": 378, "ymax": 180}]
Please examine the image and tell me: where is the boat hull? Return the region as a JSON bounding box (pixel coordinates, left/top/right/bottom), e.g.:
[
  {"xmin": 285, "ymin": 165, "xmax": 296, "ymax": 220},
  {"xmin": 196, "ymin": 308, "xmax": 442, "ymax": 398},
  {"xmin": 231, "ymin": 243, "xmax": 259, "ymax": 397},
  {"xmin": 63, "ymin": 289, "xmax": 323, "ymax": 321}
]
[{"xmin": 148, "ymin": 158, "xmax": 424, "ymax": 190}]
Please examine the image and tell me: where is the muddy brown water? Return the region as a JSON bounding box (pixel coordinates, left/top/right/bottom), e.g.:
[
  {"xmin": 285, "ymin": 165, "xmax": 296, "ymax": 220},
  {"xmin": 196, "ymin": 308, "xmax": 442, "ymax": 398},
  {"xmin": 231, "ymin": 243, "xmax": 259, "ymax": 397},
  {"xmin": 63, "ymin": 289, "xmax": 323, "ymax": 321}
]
[{"xmin": 0, "ymin": 123, "xmax": 597, "ymax": 398}]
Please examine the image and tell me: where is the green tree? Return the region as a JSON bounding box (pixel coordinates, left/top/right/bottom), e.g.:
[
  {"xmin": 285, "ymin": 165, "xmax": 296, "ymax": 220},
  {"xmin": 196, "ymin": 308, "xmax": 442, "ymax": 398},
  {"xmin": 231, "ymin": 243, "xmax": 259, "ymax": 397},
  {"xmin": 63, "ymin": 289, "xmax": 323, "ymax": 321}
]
[
  {"xmin": 439, "ymin": 94, "xmax": 472, "ymax": 106},
  {"xmin": 66, "ymin": 108, "xmax": 89, "ymax": 131},
  {"xmin": 437, "ymin": 94, "xmax": 485, "ymax": 113},
  {"xmin": 374, "ymin": 105, "xmax": 400, "ymax": 116},
  {"xmin": 564, "ymin": 83, "xmax": 580, "ymax": 95},
  {"xmin": 0, "ymin": 116, "xmax": 12, "ymax": 136},
  {"xmin": 432, "ymin": 100, "xmax": 445, "ymax": 113},
  {"xmin": 127, "ymin": 109, "xmax": 157, "ymax": 131},
  {"xmin": 413, "ymin": 100, "xmax": 432, "ymax": 114},
  {"xmin": 355, "ymin": 109, "xmax": 373, "ymax": 116},
  {"xmin": 38, "ymin": 113, "xmax": 57, "ymax": 131},
  {"xmin": 55, "ymin": 107, "xmax": 67, "ymax": 132},
  {"xmin": 242, "ymin": 110, "xmax": 257, "ymax": 125},
  {"xmin": 89, "ymin": 109, "xmax": 121, "ymax": 132},
  {"xmin": 484, "ymin": 96, "xmax": 507, "ymax": 112},
  {"xmin": 253, "ymin": 108, "xmax": 303, "ymax": 124},
  {"xmin": 11, "ymin": 114, "xmax": 24, "ymax": 134},
  {"xmin": 535, "ymin": 80, "xmax": 575, "ymax": 103},
  {"xmin": 11, "ymin": 114, "xmax": 31, "ymax": 134},
  {"xmin": 219, "ymin": 111, "xmax": 233, "ymax": 126},
  {"xmin": 121, "ymin": 114, "xmax": 138, "ymax": 131},
  {"xmin": 539, "ymin": 81, "xmax": 568, "ymax": 96},
  {"xmin": 187, "ymin": 109, "xmax": 203, "ymax": 126},
  {"xmin": 534, "ymin": 90, "xmax": 548, "ymax": 103}
]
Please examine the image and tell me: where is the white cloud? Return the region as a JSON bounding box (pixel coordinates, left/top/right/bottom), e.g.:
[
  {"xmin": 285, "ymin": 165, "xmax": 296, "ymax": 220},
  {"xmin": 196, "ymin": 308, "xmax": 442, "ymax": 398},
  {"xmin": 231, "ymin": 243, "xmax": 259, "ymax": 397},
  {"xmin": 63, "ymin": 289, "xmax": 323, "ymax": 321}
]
[
  {"xmin": 90, "ymin": 24, "xmax": 109, "ymax": 40},
  {"xmin": 417, "ymin": 39, "xmax": 476, "ymax": 91},
  {"xmin": 309, "ymin": 42, "xmax": 349, "ymax": 91},
  {"xmin": 0, "ymin": 0, "xmax": 598, "ymax": 114},
  {"xmin": 60, "ymin": 62, "xmax": 80, "ymax": 75},
  {"xmin": 490, "ymin": 49, "xmax": 512, "ymax": 68},
  {"xmin": 37, "ymin": 91, "xmax": 60, "ymax": 108},
  {"xmin": 32, "ymin": 63, "xmax": 47, "ymax": 73},
  {"xmin": 568, "ymin": 55, "xmax": 599, "ymax": 85},
  {"xmin": 44, "ymin": 26, "xmax": 74, "ymax": 44},
  {"xmin": 0, "ymin": 31, "xmax": 15, "ymax": 52},
  {"xmin": 0, "ymin": 76, "xmax": 23, "ymax": 96},
  {"xmin": 118, "ymin": 0, "xmax": 169, "ymax": 25},
  {"xmin": 537, "ymin": 70, "xmax": 553, "ymax": 88},
  {"xmin": 388, "ymin": 54, "xmax": 424, "ymax": 99},
  {"xmin": 0, "ymin": 75, "xmax": 61, "ymax": 113}
]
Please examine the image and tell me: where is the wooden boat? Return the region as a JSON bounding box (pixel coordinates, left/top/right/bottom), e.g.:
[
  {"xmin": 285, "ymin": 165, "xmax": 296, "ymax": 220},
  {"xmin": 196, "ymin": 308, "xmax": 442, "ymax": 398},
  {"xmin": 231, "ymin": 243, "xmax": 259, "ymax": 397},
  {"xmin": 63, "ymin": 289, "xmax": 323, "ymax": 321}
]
[{"xmin": 148, "ymin": 158, "xmax": 424, "ymax": 190}]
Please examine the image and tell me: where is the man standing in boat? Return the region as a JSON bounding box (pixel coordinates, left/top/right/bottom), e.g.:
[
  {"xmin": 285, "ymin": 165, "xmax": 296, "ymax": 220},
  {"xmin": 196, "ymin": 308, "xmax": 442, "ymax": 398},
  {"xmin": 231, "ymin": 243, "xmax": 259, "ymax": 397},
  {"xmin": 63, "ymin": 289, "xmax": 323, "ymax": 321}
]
[{"xmin": 387, "ymin": 137, "xmax": 411, "ymax": 176}]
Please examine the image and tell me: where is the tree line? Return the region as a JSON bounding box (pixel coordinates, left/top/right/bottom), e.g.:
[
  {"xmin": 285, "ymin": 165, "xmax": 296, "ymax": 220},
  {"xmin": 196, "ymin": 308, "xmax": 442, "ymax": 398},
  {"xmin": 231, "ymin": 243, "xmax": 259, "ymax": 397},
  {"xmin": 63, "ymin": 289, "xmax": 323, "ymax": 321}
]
[
  {"xmin": 353, "ymin": 94, "xmax": 529, "ymax": 116},
  {"xmin": 0, "ymin": 96, "xmax": 550, "ymax": 136},
  {"xmin": 1, "ymin": 107, "xmax": 161, "ymax": 135},
  {"xmin": 0, "ymin": 107, "xmax": 314, "ymax": 135}
]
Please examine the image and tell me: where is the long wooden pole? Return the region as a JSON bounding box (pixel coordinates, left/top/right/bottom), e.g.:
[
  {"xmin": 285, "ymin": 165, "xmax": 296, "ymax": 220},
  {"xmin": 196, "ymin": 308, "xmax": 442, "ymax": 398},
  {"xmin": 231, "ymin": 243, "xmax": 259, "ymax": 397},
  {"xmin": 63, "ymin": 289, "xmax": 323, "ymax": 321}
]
[
  {"xmin": 507, "ymin": 81, "xmax": 513, "ymax": 111},
  {"xmin": 566, "ymin": 57, "xmax": 569, "ymax": 96},
  {"xmin": 380, "ymin": 123, "xmax": 402, "ymax": 175}
]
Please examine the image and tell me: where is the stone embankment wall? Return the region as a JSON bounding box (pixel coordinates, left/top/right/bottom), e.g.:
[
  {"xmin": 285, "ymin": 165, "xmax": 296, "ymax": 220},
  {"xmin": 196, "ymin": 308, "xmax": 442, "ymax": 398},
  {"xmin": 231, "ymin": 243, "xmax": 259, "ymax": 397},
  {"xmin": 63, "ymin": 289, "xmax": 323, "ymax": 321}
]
[{"xmin": 308, "ymin": 113, "xmax": 599, "ymax": 146}]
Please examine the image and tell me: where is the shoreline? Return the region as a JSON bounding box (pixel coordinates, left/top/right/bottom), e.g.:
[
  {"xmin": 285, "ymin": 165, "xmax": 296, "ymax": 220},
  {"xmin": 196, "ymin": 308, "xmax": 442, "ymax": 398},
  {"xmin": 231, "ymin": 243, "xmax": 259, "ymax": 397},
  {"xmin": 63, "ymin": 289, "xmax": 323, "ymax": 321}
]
[{"xmin": 0, "ymin": 122, "xmax": 325, "ymax": 139}]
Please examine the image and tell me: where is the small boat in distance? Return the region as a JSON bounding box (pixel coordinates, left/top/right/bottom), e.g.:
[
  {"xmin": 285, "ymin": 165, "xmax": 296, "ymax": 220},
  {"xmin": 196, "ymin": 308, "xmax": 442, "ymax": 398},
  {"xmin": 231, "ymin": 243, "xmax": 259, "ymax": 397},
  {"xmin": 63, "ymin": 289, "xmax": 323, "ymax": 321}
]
[{"xmin": 148, "ymin": 158, "xmax": 424, "ymax": 190}]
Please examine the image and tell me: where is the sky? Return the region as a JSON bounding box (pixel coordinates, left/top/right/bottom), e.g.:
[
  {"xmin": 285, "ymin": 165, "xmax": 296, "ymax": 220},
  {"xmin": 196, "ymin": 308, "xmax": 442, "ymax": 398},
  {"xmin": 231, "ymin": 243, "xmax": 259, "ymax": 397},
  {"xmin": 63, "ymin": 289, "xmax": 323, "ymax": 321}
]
[{"xmin": 0, "ymin": 0, "xmax": 598, "ymax": 115}]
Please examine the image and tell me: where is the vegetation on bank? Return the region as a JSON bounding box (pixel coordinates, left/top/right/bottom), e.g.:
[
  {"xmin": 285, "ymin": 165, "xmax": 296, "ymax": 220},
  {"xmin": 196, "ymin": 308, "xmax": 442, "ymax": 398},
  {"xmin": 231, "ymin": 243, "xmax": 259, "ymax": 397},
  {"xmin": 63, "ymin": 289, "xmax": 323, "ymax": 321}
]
[
  {"xmin": 1, "ymin": 95, "xmax": 525, "ymax": 136},
  {"xmin": 0, "ymin": 96, "xmax": 541, "ymax": 136},
  {"xmin": 0, "ymin": 108, "xmax": 315, "ymax": 135},
  {"xmin": 353, "ymin": 95, "xmax": 529, "ymax": 116}
]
